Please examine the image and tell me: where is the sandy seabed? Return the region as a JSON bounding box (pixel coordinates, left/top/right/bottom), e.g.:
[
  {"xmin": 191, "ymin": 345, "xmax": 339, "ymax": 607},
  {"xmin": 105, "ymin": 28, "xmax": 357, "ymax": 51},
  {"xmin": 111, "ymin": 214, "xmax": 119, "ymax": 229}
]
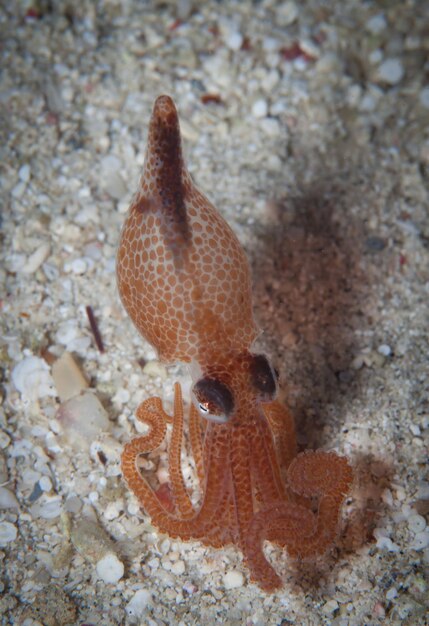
[{"xmin": 1, "ymin": 1, "xmax": 428, "ymax": 624}]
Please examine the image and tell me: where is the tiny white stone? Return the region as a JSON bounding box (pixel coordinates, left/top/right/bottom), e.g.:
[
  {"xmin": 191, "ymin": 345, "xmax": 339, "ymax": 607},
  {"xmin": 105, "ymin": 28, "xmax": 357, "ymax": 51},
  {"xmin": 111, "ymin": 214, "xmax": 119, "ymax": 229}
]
[
  {"xmin": 35, "ymin": 495, "xmax": 63, "ymax": 519},
  {"xmin": 260, "ymin": 118, "xmax": 280, "ymax": 136},
  {"xmin": 89, "ymin": 491, "xmax": 99, "ymax": 503},
  {"xmin": 160, "ymin": 538, "xmax": 171, "ymax": 554},
  {"xmin": 374, "ymin": 530, "xmax": 400, "ymax": 553},
  {"xmin": 0, "ymin": 487, "xmax": 19, "ymax": 510},
  {"xmin": 0, "ymin": 521, "xmax": 17, "ymax": 544},
  {"xmin": 410, "ymin": 531, "xmax": 429, "ymax": 551},
  {"xmin": 18, "ymin": 164, "xmax": 31, "ymax": 182},
  {"xmin": 360, "ymin": 93, "xmax": 376, "ymax": 111},
  {"xmin": 104, "ymin": 501, "xmax": 122, "ymax": 521},
  {"xmin": 55, "ymin": 320, "xmax": 80, "ymax": 346},
  {"xmin": 96, "ymin": 552, "xmax": 124, "ymax": 584},
  {"xmin": 171, "ymin": 560, "xmax": 186, "ymax": 576},
  {"xmin": 276, "ymin": 1, "xmax": 298, "ymax": 26},
  {"xmin": 252, "ymin": 99, "xmax": 268, "ymax": 118},
  {"xmin": 377, "ymin": 344, "xmax": 391, "ymax": 356},
  {"xmin": 225, "ymin": 30, "xmax": 243, "ymax": 51},
  {"xmin": 38, "ymin": 476, "xmax": 52, "ymax": 492},
  {"xmin": 410, "ymin": 423, "xmax": 421, "ymax": 436},
  {"xmin": 142, "ymin": 360, "xmax": 167, "ymax": 379},
  {"xmin": 408, "ymin": 514, "xmax": 426, "ymax": 533},
  {"xmin": 420, "ymin": 87, "xmax": 429, "ymax": 109},
  {"xmin": 366, "ymin": 14, "xmax": 387, "ymax": 34},
  {"xmin": 223, "ymin": 570, "xmax": 244, "ymax": 589},
  {"xmin": 323, "ymin": 599, "xmax": 339, "ymax": 615},
  {"xmin": 127, "ymin": 500, "xmax": 140, "ymax": 516},
  {"xmin": 11, "ymin": 181, "xmax": 27, "ymax": 198},
  {"xmin": 64, "ymin": 495, "xmax": 82, "ymax": 514},
  {"xmin": 112, "ymin": 387, "xmax": 130, "ymax": 405},
  {"xmin": 126, "ymin": 589, "xmax": 153, "ymax": 617},
  {"xmin": 70, "ymin": 258, "xmax": 87, "ymax": 274},
  {"xmin": 182, "ymin": 580, "xmax": 198, "ymax": 595},
  {"xmin": 369, "ymin": 49, "xmax": 383, "ymax": 64},
  {"xmin": 377, "ymin": 58, "xmax": 404, "ymax": 85},
  {"xmin": 386, "ymin": 587, "xmax": 397, "ymax": 600}
]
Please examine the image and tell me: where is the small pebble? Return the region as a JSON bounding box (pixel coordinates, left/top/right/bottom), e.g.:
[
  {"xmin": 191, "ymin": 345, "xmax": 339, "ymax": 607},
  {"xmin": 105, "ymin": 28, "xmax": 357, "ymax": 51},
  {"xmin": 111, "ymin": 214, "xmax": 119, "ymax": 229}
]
[
  {"xmin": 182, "ymin": 581, "xmax": 198, "ymax": 595},
  {"xmin": 70, "ymin": 258, "xmax": 87, "ymax": 274},
  {"xmin": 0, "ymin": 487, "xmax": 19, "ymax": 510},
  {"xmin": 369, "ymin": 49, "xmax": 383, "ymax": 64},
  {"xmin": 103, "ymin": 501, "xmax": 123, "ymax": 521},
  {"xmin": 276, "ymin": 1, "xmax": 298, "ymax": 26},
  {"xmin": 386, "ymin": 587, "xmax": 397, "ymax": 600},
  {"xmin": 126, "ymin": 589, "xmax": 153, "ymax": 617},
  {"xmin": 11, "ymin": 181, "xmax": 26, "ymax": 198},
  {"xmin": 64, "ymin": 495, "xmax": 82, "ymax": 514},
  {"xmin": 323, "ymin": 599, "xmax": 339, "ymax": 615},
  {"xmin": 31, "ymin": 495, "xmax": 63, "ymax": 519},
  {"xmin": 410, "ymin": 423, "xmax": 421, "ymax": 436},
  {"xmin": 225, "ymin": 30, "xmax": 243, "ymax": 51},
  {"xmin": 377, "ymin": 58, "xmax": 404, "ymax": 85},
  {"xmin": 223, "ymin": 570, "xmax": 244, "ymax": 589},
  {"xmin": 420, "ymin": 87, "xmax": 429, "ymax": 109},
  {"xmin": 366, "ymin": 14, "xmax": 387, "ymax": 34},
  {"xmin": 408, "ymin": 514, "xmax": 427, "ymax": 533},
  {"xmin": 96, "ymin": 552, "xmax": 124, "ymax": 584},
  {"xmin": 18, "ymin": 163, "xmax": 31, "ymax": 182},
  {"xmin": 142, "ymin": 360, "xmax": 167, "ymax": 379},
  {"xmin": 410, "ymin": 531, "xmax": 429, "ymax": 551},
  {"xmin": 171, "ymin": 560, "xmax": 186, "ymax": 576},
  {"xmin": 252, "ymin": 99, "xmax": 268, "ymax": 118},
  {"xmin": 377, "ymin": 344, "xmax": 391, "ymax": 356},
  {"xmin": 39, "ymin": 476, "xmax": 52, "ymax": 492},
  {"xmin": 21, "ymin": 243, "xmax": 51, "ymax": 274},
  {"xmin": 0, "ymin": 521, "xmax": 18, "ymax": 544}
]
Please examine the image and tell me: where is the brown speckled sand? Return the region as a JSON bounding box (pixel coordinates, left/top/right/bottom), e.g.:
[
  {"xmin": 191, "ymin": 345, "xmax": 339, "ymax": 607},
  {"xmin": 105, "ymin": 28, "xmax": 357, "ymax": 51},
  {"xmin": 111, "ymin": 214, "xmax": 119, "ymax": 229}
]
[{"xmin": 0, "ymin": 1, "xmax": 428, "ymax": 624}]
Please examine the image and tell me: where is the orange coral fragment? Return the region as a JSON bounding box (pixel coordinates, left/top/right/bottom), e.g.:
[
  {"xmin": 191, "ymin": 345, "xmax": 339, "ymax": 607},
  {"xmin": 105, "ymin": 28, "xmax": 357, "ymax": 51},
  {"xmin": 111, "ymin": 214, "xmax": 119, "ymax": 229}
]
[{"xmin": 117, "ymin": 95, "xmax": 353, "ymax": 592}]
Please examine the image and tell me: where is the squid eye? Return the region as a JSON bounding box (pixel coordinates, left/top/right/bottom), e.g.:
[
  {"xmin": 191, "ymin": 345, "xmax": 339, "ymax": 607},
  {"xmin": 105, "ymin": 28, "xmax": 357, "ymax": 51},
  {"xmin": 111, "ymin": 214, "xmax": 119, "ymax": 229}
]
[
  {"xmin": 249, "ymin": 354, "xmax": 277, "ymax": 400},
  {"xmin": 192, "ymin": 377, "xmax": 234, "ymax": 423}
]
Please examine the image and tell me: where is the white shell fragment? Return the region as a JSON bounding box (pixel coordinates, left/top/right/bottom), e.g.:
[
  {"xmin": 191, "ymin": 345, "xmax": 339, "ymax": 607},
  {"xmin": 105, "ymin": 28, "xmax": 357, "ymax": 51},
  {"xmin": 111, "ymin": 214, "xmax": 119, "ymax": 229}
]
[
  {"xmin": 52, "ymin": 351, "xmax": 89, "ymax": 402},
  {"xmin": 12, "ymin": 356, "xmax": 56, "ymax": 402},
  {"xmin": 20, "ymin": 242, "xmax": 51, "ymax": 274},
  {"xmin": 223, "ymin": 570, "xmax": 244, "ymax": 589},
  {"xmin": 377, "ymin": 58, "xmax": 404, "ymax": 85},
  {"xmin": 0, "ymin": 487, "xmax": 19, "ymax": 510},
  {"xmin": 126, "ymin": 589, "xmax": 153, "ymax": 617},
  {"xmin": 56, "ymin": 391, "xmax": 110, "ymax": 450},
  {"xmin": 30, "ymin": 495, "xmax": 63, "ymax": 519},
  {"xmin": 96, "ymin": 552, "xmax": 124, "ymax": 584},
  {"xmin": 0, "ymin": 521, "xmax": 17, "ymax": 545}
]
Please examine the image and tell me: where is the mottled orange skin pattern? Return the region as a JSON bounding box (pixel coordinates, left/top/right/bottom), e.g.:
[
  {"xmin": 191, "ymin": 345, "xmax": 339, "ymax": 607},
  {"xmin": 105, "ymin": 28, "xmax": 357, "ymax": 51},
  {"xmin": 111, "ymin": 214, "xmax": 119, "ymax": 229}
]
[{"xmin": 117, "ymin": 96, "xmax": 353, "ymax": 592}]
